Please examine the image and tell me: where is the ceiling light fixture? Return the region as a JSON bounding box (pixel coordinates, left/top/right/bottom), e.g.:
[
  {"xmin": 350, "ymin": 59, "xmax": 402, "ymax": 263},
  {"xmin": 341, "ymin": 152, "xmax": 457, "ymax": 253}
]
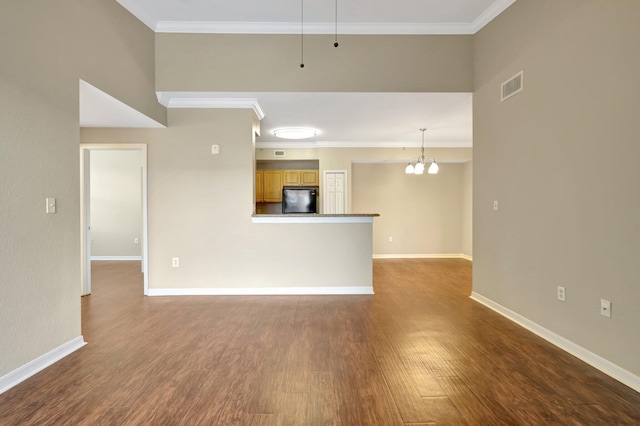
[
  {"xmin": 405, "ymin": 128, "xmax": 438, "ymax": 175},
  {"xmin": 273, "ymin": 127, "xmax": 318, "ymax": 140}
]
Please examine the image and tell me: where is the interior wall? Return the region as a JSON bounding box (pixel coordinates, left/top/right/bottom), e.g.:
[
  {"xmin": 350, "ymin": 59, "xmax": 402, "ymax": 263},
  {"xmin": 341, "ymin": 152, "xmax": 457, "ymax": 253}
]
[
  {"xmin": 90, "ymin": 150, "xmax": 143, "ymax": 258},
  {"xmin": 352, "ymin": 163, "xmax": 464, "ymax": 256},
  {"xmin": 82, "ymin": 111, "xmax": 374, "ymax": 291},
  {"xmin": 461, "ymin": 161, "xmax": 473, "ymax": 257},
  {"xmin": 0, "ymin": 0, "xmax": 163, "ymax": 377},
  {"xmin": 156, "ymin": 34, "xmax": 473, "ymax": 92},
  {"xmin": 473, "ymin": 0, "xmax": 640, "ymax": 377}
]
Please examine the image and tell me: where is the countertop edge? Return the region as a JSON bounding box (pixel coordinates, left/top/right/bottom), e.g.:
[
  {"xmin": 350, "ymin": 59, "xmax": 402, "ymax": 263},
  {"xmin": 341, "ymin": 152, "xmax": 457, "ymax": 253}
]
[{"xmin": 251, "ymin": 214, "xmax": 379, "ymax": 224}]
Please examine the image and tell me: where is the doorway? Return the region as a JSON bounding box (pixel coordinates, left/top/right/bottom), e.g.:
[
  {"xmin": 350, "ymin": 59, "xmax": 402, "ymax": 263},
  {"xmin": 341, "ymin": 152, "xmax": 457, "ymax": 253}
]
[{"xmin": 80, "ymin": 144, "xmax": 149, "ymax": 296}]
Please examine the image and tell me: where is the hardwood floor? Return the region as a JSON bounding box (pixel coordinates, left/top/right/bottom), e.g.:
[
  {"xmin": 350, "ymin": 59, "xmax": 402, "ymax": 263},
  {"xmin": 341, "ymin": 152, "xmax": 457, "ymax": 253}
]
[{"xmin": 1, "ymin": 259, "xmax": 639, "ymax": 425}]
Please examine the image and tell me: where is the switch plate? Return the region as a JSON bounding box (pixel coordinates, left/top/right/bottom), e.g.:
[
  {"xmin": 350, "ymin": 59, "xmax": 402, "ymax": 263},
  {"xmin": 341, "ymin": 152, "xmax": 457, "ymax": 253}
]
[
  {"xmin": 600, "ymin": 299, "xmax": 611, "ymax": 318},
  {"xmin": 134, "ymin": 238, "xmax": 139, "ymax": 244},
  {"xmin": 46, "ymin": 198, "xmax": 56, "ymax": 214},
  {"xmin": 172, "ymin": 257, "xmax": 180, "ymax": 268},
  {"xmin": 388, "ymin": 236, "xmax": 393, "ymax": 243},
  {"xmin": 493, "ymin": 200, "xmax": 499, "ymax": 211},
  {"xmin": 557, "ymin": 286, "xmax": 566, "ymax": 302},
  {"xmin": 211, "ymin": 144, "xmax": 220, "ymax": 155}
]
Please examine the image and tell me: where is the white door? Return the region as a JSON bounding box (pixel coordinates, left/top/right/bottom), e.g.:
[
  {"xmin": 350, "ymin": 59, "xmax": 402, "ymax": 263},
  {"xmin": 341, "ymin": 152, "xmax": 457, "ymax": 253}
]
[{"xmin": 323, "ymin": 171, "xmax": 347, "ymax": 214}]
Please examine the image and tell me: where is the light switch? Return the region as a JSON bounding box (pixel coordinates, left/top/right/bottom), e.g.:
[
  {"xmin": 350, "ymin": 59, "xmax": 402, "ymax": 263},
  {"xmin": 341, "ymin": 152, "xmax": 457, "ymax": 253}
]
[
  {"xmin": 493, "ymin": 200, "xmax": 499, "ymax": 211},
  {"xmin": 46, "ymin": 198, "xmax": 56, "ymax": 214},
  {"xmin": 211, "ymin": 144, "xmax": 220, "ymax": 155}
]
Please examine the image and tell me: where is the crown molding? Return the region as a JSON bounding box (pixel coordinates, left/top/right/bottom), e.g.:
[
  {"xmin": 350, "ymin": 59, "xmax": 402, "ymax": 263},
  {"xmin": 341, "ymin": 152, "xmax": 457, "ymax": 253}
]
[
  {"xmin": 156, "ymin": 20, "xmax": 476, "ymax": 35},
  {"xmin": 156, "ymin": 92, "xmax": 265, "ymax": 120},
  {"xmin": 119, "ymin": 0, "xmax": 517, "ymax": 35},
  {"xmin": 471, "ymin": 0, "xmax": 517, "ymax": 33}
]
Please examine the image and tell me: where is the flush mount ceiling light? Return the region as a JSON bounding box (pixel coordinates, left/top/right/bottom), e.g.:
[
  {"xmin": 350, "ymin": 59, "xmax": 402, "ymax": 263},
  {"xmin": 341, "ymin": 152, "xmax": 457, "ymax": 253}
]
[
  {"xmin": 273, "ymin": 127, "xmax": 318, "ymax": 140},
  {"xmin": 405, "ymin": 128, "xmax": 439, "ymax": 175}
]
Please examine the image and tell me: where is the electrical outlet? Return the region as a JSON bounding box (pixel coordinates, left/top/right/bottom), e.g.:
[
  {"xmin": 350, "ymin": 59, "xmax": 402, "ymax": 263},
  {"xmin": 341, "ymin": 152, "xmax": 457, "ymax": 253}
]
[
  {"xmin": 172, "ymin": 257, "xmax": 180, "ymax": 268},
  {"xmin": 600, "ymin": 299, "xmax": 611, "ymax": 318},
  {"xmin": 557, "ymin": 286, "xmax": 566, "ymax": 302}
]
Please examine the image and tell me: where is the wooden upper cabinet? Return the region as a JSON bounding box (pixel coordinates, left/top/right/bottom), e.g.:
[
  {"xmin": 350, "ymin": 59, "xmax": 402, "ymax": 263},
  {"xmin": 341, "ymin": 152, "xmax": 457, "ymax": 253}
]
[
  {"xmin": 282, "ymin": 170, "xmax": 301, "ymax": 186},
  {"xmin": 257, "ymin": 169, "xmax": 319, "ymax": 203},
  {"xmin": 255, "ymin": 170, "xmax": 264, "ymax": 203},
  {"xmin": 300, "ymin": 170, "xmax": 319, "ymax": 186},
  {"xmin": 263, "ymin": 170, "xmax": 283, "ymax": 202}
]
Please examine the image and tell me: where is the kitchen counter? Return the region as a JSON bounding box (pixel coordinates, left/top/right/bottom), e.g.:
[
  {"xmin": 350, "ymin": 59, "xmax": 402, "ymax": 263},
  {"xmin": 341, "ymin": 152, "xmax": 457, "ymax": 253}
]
[{"xmin": 252, "ymin": 213, "xmax": 379, "ymax": 224}]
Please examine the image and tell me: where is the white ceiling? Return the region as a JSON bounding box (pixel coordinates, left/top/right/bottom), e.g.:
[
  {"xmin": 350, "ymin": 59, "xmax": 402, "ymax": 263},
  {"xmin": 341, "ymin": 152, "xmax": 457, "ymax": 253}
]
[
  {"xmin": 116, "ymin": 0, "xmax": 516, "ymax": 34},
  {"xmin": 81, "ymin": 1, "xmax": 516, "ymax": 146}
]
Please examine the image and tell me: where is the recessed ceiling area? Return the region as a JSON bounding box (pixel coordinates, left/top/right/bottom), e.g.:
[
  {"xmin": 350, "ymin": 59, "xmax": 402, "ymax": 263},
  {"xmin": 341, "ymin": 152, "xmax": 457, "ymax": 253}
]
[{"xmin": 116, "ymin": 0, "xmax": 516, "ymax": 34}]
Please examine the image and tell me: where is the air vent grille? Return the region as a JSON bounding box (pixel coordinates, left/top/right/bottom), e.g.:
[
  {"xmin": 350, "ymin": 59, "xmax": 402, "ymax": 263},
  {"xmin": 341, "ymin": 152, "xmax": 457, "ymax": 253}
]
[
  {"xmin": 274, "ymin": 150, "xmax": 286, "ymax": 157},
  {"xmin": 501, "ymin": 70, "xmax": 523, "ymax": 102}
]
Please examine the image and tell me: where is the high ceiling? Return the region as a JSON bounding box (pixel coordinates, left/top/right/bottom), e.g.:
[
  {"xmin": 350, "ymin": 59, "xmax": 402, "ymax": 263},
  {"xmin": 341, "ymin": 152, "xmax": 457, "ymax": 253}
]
[
  {"xmin": 83, "ymin": 1, "xmax": 516, "ymax": 148},
  {"xmin": 116, "ymin": 0, "xmax": 515, "ymax": 34}
]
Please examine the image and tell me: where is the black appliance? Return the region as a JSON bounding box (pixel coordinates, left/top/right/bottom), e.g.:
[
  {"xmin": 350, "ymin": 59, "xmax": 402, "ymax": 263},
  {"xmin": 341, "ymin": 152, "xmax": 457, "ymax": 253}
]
[{"xmin": 282, "ymin": 186, "xmax": 318, "ymax": 214}]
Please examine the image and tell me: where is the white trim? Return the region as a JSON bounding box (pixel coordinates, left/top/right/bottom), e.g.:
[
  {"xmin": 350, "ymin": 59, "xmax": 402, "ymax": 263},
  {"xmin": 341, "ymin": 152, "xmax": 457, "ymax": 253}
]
[
  {"xmin": 352, "ymin": 159, "xmax": 470, "ymax": 165},
  {"xmin": 91, "ymin": 256, "xmax": 142, "ymax": 261},
  {"xmin": 0, "ymin": 336, "xmax": 86, "ymax": 395},
  {"xmin": 255, "ymin": 140, "xmax": 472, "ymax": 149},
  {"xmin": 460, "ymin": 254, "xmax": 473, "ymax": 261},
  {"xmin": 148, "ymin": 286, "xmax": 374, "ymax": 296},
  {"xmin": 470, "ymin": 292, "xmax": 640, "ymax": 393},
  {"xmin": 252, "ymin": 215, "xmax": 373, "ymax": 224},
  {"xmin": 156, "ymin": 92, "xmax": 265, "ymax": 120},
  {"xmin": 471, "ymin": 0, "xmax": 517, "ymax": 33},
  {"xmin": 373, "ymin": 253, "xmax": 469, "ymax": 259}
]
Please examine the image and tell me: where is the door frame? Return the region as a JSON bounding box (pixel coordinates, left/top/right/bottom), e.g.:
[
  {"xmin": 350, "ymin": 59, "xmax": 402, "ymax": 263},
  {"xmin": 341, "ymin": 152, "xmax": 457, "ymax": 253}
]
[{"xmin": 80, "ymin": 144, "xmax": 149, "ymax": 296}]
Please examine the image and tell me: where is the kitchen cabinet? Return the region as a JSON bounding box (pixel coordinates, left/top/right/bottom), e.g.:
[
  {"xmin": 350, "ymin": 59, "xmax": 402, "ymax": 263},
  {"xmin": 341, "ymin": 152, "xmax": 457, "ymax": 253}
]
[
  {"xmin": 282, "ymin": 170, "xmax": 301, "ymax": 186},
  {"xmin": 257, "ymin": 169, "xmax": 319, "ymax": 203},
  {"xmin": 282, "ymin": 170, "xmax": 319, "ymax": 186},
  {"xmin": 255, "ymin": 170, "xmax": 264, "ymax": 202},
  {"xmin": 263, "ymin": 170, "xmax": 283, "ymax": 202},
  {"xmin": 300, "ymin": 170, "xmax": 319, "ymax": 186}
]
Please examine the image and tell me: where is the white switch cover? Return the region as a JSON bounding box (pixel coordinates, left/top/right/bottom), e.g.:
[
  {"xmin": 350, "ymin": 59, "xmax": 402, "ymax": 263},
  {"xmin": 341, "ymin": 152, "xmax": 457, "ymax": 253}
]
[
  {"xmin": 600, "ymin": 299, "xmax": 611, "ymax": 318},
  {"xmin": 134, "ymin": 238, "xmax": 139, "ymax": 244},
  {"xmin": 493, "ymin": 200, "xmax": 499, "ymax": 211},
  {"xmin": 46, "ymin": 198, "xmax": 56, "ymax": 214},
  {"xmin": 211, "ymin": 144, "xmax": 220, "ymax": 155}
]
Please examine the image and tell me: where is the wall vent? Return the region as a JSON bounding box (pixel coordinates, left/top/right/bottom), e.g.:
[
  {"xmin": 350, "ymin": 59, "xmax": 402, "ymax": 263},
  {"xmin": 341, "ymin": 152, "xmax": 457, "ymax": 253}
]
[
  {"xmin": 501, "ymin": 70, "xmax": 524, "ymax": 102},
  {"xmin": 274, "ymin": 150, "xmax": 286, "ymax": 157}
]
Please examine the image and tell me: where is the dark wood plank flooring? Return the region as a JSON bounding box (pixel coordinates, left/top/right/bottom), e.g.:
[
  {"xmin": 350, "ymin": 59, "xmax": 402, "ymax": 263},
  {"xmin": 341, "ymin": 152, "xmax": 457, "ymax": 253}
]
[{"xmin": 1, "ymin": 259, "xmax": 639, "ymax": 425}]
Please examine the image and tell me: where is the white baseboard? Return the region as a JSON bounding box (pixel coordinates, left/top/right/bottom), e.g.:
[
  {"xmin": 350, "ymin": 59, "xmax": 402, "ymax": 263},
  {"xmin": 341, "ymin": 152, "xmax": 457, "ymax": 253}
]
[
  {"xmin": 0, "ymin": 336, "xmax": 86, "ymax": 395},
  {"xmin": 470, "ymin": 292, "xmax": 640, "ymax": 393},
  {"xmin": 91, "ymin": 256, "xmax": 141, "ymax": 261},
  {"xmin": 374, "ymin": 253, "xmax": 472, "ymax": 261},
  {"xmin": 148, "ymin": 286, "xmax": 374, "ymax": 296}
]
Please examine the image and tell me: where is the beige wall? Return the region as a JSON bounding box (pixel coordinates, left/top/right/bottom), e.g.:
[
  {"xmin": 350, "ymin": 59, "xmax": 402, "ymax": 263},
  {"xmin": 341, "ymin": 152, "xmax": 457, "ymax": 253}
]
[
  {"xmin": 0, "ymin": 0, "xmax": 163, "ymax": 377},
  {"xmin": 82, "ymin": 110, "xmax": 374, "ymax": 291},
  {"xmin": 461, "ymin": 162, "xmax": 472, "ymax": 257},
  {"xmin": 473, "ymin": 0, "xmax": 640, "ymax": 376},
  {"xmin": 352, "ymin": 163, "xmax": 466, "ymax": 256},
  {"xmin": 156, "ymin": 34, "xmax": 473, "ymax": 92},
  {"xmin": 90, "ymin": 150, "xmax": 143, "ymax": 258}
]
